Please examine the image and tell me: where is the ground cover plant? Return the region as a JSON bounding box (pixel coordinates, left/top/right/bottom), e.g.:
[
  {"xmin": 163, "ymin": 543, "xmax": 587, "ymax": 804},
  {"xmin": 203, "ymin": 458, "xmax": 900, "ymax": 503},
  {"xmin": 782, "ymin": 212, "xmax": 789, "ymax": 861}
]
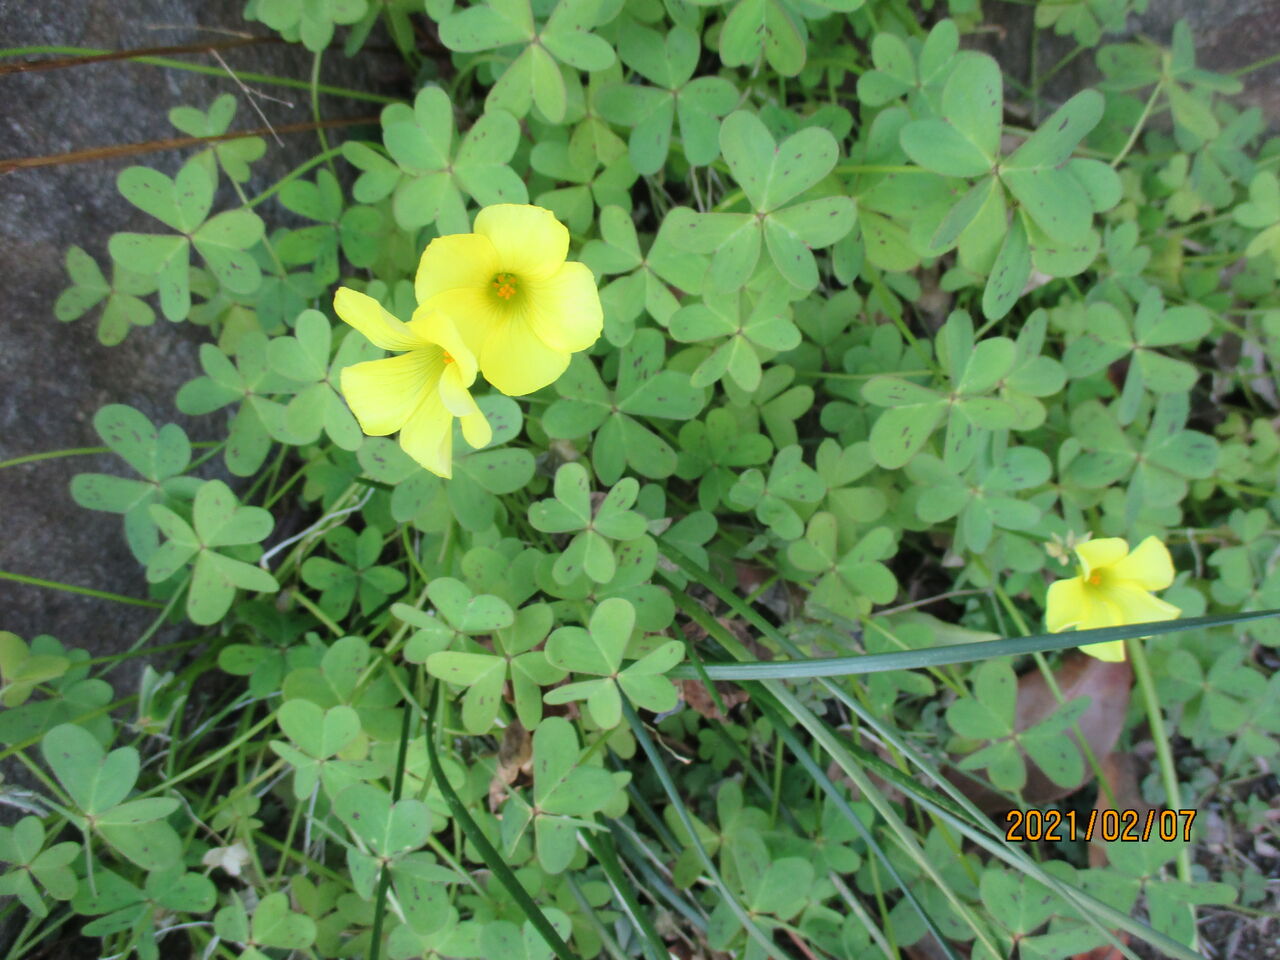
[{"xmin": 3, "ymin": 0, "xmax": 1280, "ymax": 957}]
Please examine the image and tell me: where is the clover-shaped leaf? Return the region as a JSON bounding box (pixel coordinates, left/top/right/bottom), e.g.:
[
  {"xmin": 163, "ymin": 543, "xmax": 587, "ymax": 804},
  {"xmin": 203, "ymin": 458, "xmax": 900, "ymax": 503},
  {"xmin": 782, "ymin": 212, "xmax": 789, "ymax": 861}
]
[
  {"xmin": 542, "ymin": 329, "xmax": 706, "ymax": 483},
  {"xmin": 910, "ymin": 447, "xmax": 1049, "ymax": 554},
  {"xmin": 54, "ymin": 245, "xmax": 156, "ymax": 345},
  {"xmin": 787, "ymin": 513, "xmax": 897, "ymax": 619},
  {"xmin": 177, "ymin": 331, "xmax": 299, "ymax": 476},
  {"xmin": 947, "ymin": 661, "xmax": 1090, "ymax": 792},
  {"xmin": 726, "ymin": 443, "xmax": 825, "ymax": 541},
  {"xmin": 268, "ymin": 309, "xmax": 371, "ymax": 450},
  {"xmin": 0, "ymin": 817, "xmax": 80, "ymax": 917},
  {"xmin": 69, "ymin": 405, "xmax": 200, "ymax": 564},
  {"xmin": 301, "ymin": 525, "xmax": 407, "ymax": 620},
  {"xmin": 255, "ymin": 0, "xmax": 368, "ymax": 52},
  {"xmin": 439, "ymin": 0, "xmax": 615, "ymax": 122},
  {"xmin": 531, "ymin": 129, "xmax": 639, "ymax": 235},
  {"xmin": 146, "ymin": 479, "xmax": 278, "ymax": 625},
  {"xmin": 109, "ymin": 157, "xmax": 265, "ymax": 320},
  {"xmin": 597, "ymin": 24, "xmax": 737, "ymax": 174},
  {"xmin": 40, "ymin": 724, "xmax": 182, "ymax": 870},
  {"xmin": 356, "ymin": 87, "xmax": 527, "ymax": 232},
  {"xmin": 529, "ymin": 463, "xmax": 648, "ymax": 584},
  {"xmin": 498, "ymin": 716, "xmax": 625, "ymax": 873},
  {"xmin": 427, "ymin": 603, "xmax": 563, "ymax": 733},
  {"xmin": 269, "ymin": 700, "xmax": 363, "ymax": 800},
  {"xmin": 543, "ymin": 597, "xmax": 682, "ymax": 728},
  {"xmin": 676, "ymin": 407, "xmax": 774, "ymax": 511},
  {"xmin": 168, "ymin": 93, "xmax": 266, "ymax": 183},
  {"xmin": 334, "ymin": 783, "xmax": 432, "ymax": 896},
  {"xmin": 1063, "ymin": 287, "xmax": 1210, "ymax": 424},
  {"xmin": 670, "ymin": 285, "xmax": 800, "ymax": 391},
  {"xmin": 898, "ymin": 54, "xmax": 1107, "ymax": 319},
  {"xmin": 0, "ymin": 633, "xmax": 70, "ymax": 709},
  {"xmin": 864, "ymin": 311, "xmax": 1017, "ymax": 471},
  {"xmin": 667, "ymin": 111, "xmax": 856, "ymax": 291}
]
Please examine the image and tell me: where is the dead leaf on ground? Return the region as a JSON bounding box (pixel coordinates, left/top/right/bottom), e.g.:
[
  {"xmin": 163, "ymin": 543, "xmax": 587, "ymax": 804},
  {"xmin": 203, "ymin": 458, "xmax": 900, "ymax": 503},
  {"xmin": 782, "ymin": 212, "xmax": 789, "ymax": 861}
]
[
  {"xmin": 1088, "ymin": 751, "xmax": 1150, "ymax": 868},
  {"xmin": 488, "ymin": 720, "xmax": 532, "ymax": 811},
  {"xmin": 679, "ymin": 678, "xmax": 750, "ymax": 721}
]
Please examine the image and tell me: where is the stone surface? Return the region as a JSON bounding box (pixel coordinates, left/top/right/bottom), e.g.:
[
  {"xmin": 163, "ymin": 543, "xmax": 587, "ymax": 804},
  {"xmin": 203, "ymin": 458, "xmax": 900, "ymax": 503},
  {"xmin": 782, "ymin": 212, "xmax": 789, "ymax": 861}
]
[
  {"xmin": 984, "ymin": 0, "xmax": 1280, "ymax": 129},
  {"xmin": 0, "ymin": 1, "xmax": 401, "ymax": 667}
]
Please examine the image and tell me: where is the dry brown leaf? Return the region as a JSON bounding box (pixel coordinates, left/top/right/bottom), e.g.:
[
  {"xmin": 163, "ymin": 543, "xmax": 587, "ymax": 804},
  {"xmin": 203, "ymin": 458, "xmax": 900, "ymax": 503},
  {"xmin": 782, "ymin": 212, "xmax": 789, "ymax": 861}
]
[
  {"xmin": 488, "ymin": 720, "xmax": 532, "ymax": 812},
  {"xmin": 679, "ymin": 678, "xmax": 750, "ymax": 721},
  {"xmin": 1088, "ymin": 752, "xmax": 1150, "ymax": 868}
]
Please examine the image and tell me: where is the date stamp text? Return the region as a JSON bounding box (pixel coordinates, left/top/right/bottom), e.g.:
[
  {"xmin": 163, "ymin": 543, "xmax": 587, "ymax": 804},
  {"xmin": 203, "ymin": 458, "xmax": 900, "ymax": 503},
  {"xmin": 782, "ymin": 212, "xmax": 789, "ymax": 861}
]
[{"xmin": 1004, "ymin": 809, "xmax": 1197, "ymax": 843}]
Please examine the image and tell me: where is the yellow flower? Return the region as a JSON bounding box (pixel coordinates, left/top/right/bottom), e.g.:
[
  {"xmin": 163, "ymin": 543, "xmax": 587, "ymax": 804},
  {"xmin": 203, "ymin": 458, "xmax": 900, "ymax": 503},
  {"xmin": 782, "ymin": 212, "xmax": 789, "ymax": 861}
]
[
  {"xmin": 414, "ymin": 204, "xmax": 603, "ymax": 396},
  {"xmin": 1045, "ymin": 536, "xmax": 1181, "ymax": 662},
  {"xmin": 333, "ymin": 288, "xmax": 491, "ymax": 479}
]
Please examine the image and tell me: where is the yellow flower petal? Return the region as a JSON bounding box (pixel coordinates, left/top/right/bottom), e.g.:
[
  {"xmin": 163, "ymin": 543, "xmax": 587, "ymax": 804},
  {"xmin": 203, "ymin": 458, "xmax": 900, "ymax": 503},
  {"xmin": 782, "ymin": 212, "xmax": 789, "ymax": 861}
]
[
  {"xmin": 1045, "ymin": 577, "xmax": 1089, "ymax": 632},
  {"xmin": 414, "ymin": 233, "xmax": 500, "ymax": 307},
  {"xmin": 1073, "ymin": 537, "xmax": 1128, "ymax": 579},
  {"xmin": 480, "ymin": 318, "xmax": 571, "ymax": 396},
  {"xmin": 474, "ymin": 204, "xmax": 568, "ymax": 281},
  {"xmin": 339, "ymin": 353, "xmax": 439, "ymax": 436},
  {"xmin": 521, "ymin": 261, "xmax": 604, "ymax": 353},
  {"xmin": 460, "ymin": 410, "xmax": 493, "ymax": 450},
  {"xmin": 409, "ymin": 309, "xmax": 479, "ymax": 385},
  {"xmin": 424, "ymin": 287, "xmax": 506, "ymax": 360},
  {"xmin": 1078, "ymin": 638, "xmax": 1126, "ymax": 663},
  {"xmin": 1101, "ymin": 581, "xmax": 1181, "ymax": 626},
  {"xmin": 438, "ymin": 364, "xmax": 482, "ymax": 418},
  {"xmin": 334, "ymin": 287, "xmax": 425, "ymax": 352},
  {"xmin": 1109, "ymin": 535, "xmax": 1175, "ymax": 591},
  {"xmin": 398, "ymin": 392, "xmax": 454, "ymax": 478}
]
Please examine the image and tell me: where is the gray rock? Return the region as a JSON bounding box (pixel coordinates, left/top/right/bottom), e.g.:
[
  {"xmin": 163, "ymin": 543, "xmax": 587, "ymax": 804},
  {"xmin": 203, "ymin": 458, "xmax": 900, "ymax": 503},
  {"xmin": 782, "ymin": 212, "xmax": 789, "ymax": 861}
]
[
  {"xmin": 0, "ymin": 0, "xmax": 399, "ymax": 673},
  {"xmin": 983, "ymin": 0, "xmax": 1280, "ymax": 129}
]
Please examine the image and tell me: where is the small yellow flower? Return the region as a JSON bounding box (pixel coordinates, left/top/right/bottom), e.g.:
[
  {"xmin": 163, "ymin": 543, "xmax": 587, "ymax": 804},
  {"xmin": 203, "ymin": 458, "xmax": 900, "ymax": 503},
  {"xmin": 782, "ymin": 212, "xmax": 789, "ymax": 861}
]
[
  {"xmin": 1045, "ymin": 536, "xmax": 1181, "ymax": 662},
  {"xmin": 334, "ymin": 288, "xmax": 491, "ymax": 478},
  {"xmin": 414, "ymin": 204, "xmax": 603, "ymax": 396}
]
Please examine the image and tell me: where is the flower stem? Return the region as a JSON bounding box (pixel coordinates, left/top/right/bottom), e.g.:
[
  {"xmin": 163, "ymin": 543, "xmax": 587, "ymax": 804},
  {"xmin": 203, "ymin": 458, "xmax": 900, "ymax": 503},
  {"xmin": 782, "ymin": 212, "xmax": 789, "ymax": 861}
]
[
  {"xmin": 1126, "ymin": 635, "xmax": 1198, "ymax": 947},
  {"xmin": 0, "ymin": 569, "xmax": 164, "ymax": 608}
]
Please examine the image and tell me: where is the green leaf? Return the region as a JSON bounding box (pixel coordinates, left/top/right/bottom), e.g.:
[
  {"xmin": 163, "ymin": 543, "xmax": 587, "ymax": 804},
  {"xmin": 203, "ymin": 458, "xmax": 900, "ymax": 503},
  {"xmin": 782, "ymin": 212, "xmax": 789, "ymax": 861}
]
[
  {"xmin": 720, "ymin": 111, "xmax": 839, "ymax": 211},
  {"xmin": 252, "ymin": 891, "xmax": 317, "ymax": 950},
  {"xmin": 117, "ymin": 161, "xmax": 213, "ymax": 233},
  {"xmin": 41, "ymin": 724, "xmax": 137, "ymax": 815},
  {"xmin": 982, "ymin": 214, "xmax": 1030, "ymax": 320}
]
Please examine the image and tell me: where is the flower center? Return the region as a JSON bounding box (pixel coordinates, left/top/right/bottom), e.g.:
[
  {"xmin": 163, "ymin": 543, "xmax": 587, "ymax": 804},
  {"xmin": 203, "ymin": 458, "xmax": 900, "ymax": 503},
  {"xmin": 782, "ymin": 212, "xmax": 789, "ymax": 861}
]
[
  {"xmin": 442, "ymin": 351, "xmax": 454, "ymax": 365},
  {"xmin": 491, "ymin": 272, "xmax": 518, "ymax": 301},
  {"xmin": 1087, "ymin": 571, "xmax": 1103, "ymax": 586}
]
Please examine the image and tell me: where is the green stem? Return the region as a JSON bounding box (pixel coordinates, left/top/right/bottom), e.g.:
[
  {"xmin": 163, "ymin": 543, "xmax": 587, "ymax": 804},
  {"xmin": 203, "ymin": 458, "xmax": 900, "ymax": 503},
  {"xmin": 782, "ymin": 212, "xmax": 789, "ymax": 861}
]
[
  {"xmin": 0, "ymin": 441, "xmax": 219, "ymax": 470},
  {"xmin": 0, "ymin": 46, "xmax": 398, "ymax": 103},
  {"xmin": 1111, "ymin": 82, "xmax": 1163, "ymax": 168},
  {"xmin": 1231, "ymin": 50, "xmax": 1280, "ymax": 76},
  {"xmin": 310, "ymin": 51, "xmax": 338, "ymax": 175},
  {"xmin": 291, "ymin": 591, "xmax": 344, "ymax": 637},
  {"xmin": 0, "ymin": 569, "xmax": 163, "ymax": 608},
  {"xmin": 1127, "ymin": 635, "xmax": 1198, "ymax": 947},
  {"xmin": 245, "ymin": 146, "xmax": 345, "ymax": 209}
]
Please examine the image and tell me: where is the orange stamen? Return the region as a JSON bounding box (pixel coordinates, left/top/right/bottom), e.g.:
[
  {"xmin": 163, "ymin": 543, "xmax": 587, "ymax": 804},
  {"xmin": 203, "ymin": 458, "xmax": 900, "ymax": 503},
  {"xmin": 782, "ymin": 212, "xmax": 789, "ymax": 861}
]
[
  {"xmin": 442, "ymin": 351, "xmax": 454, "ymax": 364},
  {"xmin": 491, "ymin": 272, "xmax": 517, "ymax": 300}
]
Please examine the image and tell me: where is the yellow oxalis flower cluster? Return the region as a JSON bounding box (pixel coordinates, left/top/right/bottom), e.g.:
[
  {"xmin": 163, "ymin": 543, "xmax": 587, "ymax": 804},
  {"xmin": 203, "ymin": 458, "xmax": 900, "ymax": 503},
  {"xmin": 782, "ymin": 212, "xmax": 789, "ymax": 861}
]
[
  {"xmin": 1045, "ymin": 536, "xmax": 1181, "ymax": 662},
  {"xmin": 333, "ymin": 204, "xmax": 603, "ymax": 477}
]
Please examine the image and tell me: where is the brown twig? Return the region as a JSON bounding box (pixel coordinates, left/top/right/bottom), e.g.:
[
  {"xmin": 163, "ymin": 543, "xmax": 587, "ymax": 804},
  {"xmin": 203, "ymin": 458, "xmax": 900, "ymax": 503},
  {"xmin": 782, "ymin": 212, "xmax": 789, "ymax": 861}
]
[
  {"xmin": 0, "ymin": 116, "xmax": 379, "ymax": 174},
  {"xmin": 0, "ymin": 37, "xmax": 282, "ymax": 76}
]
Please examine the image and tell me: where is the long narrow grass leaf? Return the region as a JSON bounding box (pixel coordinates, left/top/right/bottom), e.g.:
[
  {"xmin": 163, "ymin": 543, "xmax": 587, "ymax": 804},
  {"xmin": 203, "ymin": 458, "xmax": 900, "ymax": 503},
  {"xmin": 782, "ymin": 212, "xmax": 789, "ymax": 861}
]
[
  {"xmin": 423, "ymin": 704, "xmax": 577, "ymax": 960},
  {"xmin": 621, "ymin": 698, "xmax": 797, "ymax": 960},
  {"xmin": 667, "ymin": 609, "xmax": 1280, "ymax": 680}
]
